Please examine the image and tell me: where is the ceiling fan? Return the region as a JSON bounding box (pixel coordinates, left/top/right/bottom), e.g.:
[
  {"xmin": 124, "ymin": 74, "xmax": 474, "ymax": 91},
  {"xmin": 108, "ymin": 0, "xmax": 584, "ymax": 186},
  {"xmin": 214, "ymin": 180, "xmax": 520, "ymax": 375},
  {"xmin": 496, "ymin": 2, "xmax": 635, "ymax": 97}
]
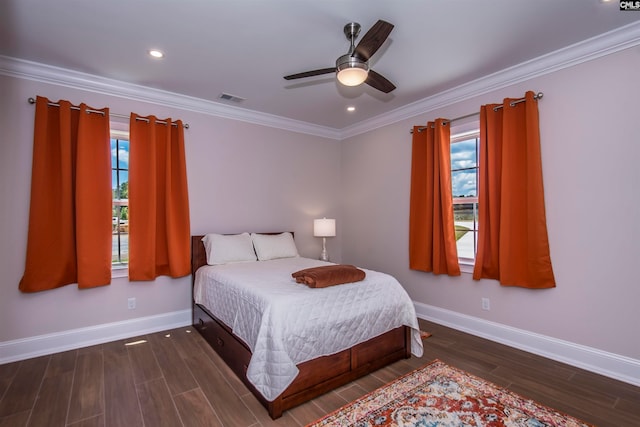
[{"xmin": 283, "ymin": 20, "xmax": 396, "ymax": 93}]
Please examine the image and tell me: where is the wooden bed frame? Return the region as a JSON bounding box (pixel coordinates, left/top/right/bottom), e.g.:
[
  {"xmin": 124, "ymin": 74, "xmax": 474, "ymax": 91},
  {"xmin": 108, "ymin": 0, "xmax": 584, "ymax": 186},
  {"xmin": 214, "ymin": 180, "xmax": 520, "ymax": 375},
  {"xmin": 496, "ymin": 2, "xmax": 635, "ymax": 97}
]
[{"xmin": 190, "ymin": 234, "xmax": 411, "ymax": 419}]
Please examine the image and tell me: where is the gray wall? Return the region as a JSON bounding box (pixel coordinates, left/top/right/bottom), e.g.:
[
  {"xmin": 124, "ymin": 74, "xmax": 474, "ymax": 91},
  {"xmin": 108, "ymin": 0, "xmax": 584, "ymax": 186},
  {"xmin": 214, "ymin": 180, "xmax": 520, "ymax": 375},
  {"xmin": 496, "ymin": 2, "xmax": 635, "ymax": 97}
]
[{"xmin": 340, "ymin": 47, "xmax": 640, "ymax": 360}]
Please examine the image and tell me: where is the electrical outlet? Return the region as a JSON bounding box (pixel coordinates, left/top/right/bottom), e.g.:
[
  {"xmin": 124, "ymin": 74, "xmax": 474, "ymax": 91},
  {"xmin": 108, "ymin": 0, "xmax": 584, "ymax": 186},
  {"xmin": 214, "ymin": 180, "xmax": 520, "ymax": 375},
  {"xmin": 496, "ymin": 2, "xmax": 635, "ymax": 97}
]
[
  {"xmin": 128, "ymin": 297, "xmax": 136, "ymax": 309},
  {"xmin": 481, "ymin": 297, "xmax": 490, "ymax": 311}
]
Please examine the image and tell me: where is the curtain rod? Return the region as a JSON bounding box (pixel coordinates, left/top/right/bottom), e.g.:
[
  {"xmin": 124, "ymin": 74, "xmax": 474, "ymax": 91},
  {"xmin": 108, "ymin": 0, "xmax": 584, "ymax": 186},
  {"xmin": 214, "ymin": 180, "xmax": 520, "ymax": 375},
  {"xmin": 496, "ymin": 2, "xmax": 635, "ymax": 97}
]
[
  {"xmin": 410, "ymin": 92, "xmax": 543, "ymax": 134},
  {"xmin": 27, "ymin": 97, "xmax": 189, "ymax": 129}
]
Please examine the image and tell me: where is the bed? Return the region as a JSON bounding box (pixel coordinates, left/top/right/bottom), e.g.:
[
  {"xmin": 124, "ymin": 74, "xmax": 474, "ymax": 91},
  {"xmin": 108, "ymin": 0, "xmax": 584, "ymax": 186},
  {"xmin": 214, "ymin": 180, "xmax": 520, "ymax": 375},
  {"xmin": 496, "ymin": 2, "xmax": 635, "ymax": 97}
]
[{"xmin": 191, "ymin": 232, "xmax": 423, "ymax": 419}]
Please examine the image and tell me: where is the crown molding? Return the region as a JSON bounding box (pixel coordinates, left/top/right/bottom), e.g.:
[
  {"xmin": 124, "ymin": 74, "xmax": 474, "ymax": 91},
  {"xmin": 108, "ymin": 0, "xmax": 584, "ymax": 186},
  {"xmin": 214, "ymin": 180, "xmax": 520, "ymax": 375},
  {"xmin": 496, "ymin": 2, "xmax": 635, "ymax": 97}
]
[
  {"xmin": 2, "ymin": 21, "xmax": 639, "ymax": 141},
  {"xmin": 340, "ymin": 21, "xmax": 640, "ymax": 139},
  {"xmin": 0, "ymin": 55, "xmax": 341, "ymax": 140}
]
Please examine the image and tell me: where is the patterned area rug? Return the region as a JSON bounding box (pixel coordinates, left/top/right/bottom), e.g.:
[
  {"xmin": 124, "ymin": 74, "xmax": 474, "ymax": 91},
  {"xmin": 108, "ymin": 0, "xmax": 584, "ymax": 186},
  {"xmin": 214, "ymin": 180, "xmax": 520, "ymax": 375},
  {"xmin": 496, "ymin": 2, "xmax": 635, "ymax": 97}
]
[{"xmin": 308, "ymin": 359, "xmax": 593, "ymax": 427}]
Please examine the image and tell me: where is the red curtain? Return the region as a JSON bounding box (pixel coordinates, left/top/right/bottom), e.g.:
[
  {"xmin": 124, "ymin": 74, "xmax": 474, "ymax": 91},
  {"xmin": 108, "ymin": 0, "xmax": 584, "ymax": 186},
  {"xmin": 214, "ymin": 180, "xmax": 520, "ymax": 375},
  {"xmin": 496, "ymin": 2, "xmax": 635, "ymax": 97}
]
[
  {"xmin": 128, "ymin": 114, "xmax": 191, "ymax": 281},
  {"xmin": 20, "ymin": 96, "xmax": 112, "ymax": 292},
  {"xmin": 409, "ymin": 119, "xmax": 460, "ymax": 276},
  {"xmin": 473, "ymin": 91, "xmax": 555, "ymax": 288}
]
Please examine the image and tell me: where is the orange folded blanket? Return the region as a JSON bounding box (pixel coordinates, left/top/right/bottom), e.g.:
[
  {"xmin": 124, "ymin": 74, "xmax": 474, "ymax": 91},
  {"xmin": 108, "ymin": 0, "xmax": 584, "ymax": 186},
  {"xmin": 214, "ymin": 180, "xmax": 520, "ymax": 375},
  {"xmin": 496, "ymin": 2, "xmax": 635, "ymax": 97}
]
[{"xmin": 292, "ymin": 264, "xmax": 366, "ymax": 288}]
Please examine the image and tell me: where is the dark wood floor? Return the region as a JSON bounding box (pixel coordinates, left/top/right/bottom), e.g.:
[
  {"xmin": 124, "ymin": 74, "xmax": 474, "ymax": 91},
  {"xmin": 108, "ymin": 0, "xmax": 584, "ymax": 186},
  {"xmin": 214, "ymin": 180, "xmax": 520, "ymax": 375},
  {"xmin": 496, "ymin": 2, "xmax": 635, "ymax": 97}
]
[{"xmin": 1, "ymin": 318, "xmax": 639, "ymax": 426}]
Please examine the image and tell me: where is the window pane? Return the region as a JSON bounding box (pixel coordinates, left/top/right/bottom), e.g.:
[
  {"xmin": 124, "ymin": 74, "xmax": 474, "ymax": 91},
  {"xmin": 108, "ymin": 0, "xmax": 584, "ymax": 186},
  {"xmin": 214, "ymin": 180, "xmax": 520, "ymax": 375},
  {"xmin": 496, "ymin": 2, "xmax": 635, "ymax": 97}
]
[
  {"xmin": 454, "ymin": 202, "xmax": 477, "ymax": 259},
  {"xmin": 112, "ymin": 234, "xmax": 129, "ymax": 264},
  {"xmin": 451, "ymin": 170, "xmax": 477, "ymax": 198},
  {"xmin": 117, "ymin": 140, "xmax": 129, "ymax": 169},
  {"xmin": 111, "ymin": 138, "xmax": 129, "ymax": 266},
  {"xmin": 111, "ymin": 170, "xmax": 118, "ymax": 196},
  {"xmin": 453, "ymin": 203, "xmax": 477, "ymax": 227},
  {"xmin": 116, "ymin": 171, "xmax": 128, "ymax": 199},
  {"xmin": 110, "ymin": 139, "xmax": 117, "ymax": 165},
  {"xmin": 451, "ymin": 138, "xmax": 477, "ymax": 170},
  {"xmin": 451, "ymin": 134, "xmax": 479, "ymax": 261}
]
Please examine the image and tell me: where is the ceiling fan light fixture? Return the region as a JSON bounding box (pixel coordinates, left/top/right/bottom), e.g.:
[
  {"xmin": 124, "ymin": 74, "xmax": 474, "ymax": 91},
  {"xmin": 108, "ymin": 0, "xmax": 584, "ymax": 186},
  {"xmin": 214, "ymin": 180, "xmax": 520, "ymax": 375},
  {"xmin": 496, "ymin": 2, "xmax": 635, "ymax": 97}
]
[
  {"xmin": 336, "ymin": 54, "xmax": 369, "ymax": 86},
  {"xmin": 283, "ymin": 20, "xmax": 395, "ymax": 93}
]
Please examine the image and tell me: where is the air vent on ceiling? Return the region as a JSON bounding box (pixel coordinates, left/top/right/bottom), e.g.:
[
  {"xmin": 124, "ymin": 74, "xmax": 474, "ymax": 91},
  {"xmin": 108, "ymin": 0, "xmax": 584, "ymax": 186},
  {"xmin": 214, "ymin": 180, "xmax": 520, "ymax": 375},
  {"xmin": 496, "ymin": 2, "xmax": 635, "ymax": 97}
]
[{"xmin": 218, "ymin": 93, "xmax": 246, "ymax": 103}]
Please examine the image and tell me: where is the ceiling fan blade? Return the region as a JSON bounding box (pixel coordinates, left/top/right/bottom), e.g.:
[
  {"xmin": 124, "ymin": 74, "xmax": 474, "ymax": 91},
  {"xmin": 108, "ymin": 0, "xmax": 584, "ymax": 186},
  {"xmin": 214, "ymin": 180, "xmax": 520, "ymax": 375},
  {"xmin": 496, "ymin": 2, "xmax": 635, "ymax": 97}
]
[
  {"xmin": 284, "ymin": 67, "xmax": 336, "ymax": 80},
  {"xmin": 354, "ymin": 20, "xmax": 394, "ymax": 61},
  {"xmin": 365, "ymin": 70, "xmax": 396, "ymax": 93}
]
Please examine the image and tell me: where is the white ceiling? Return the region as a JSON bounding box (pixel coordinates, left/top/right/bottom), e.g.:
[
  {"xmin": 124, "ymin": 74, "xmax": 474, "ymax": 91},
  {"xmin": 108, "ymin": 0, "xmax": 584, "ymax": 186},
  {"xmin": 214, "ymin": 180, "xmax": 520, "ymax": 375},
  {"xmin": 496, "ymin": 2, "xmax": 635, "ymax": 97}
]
[{"xmin": 1, "ymin": 0, "xmax": 638, "ymax": 131}]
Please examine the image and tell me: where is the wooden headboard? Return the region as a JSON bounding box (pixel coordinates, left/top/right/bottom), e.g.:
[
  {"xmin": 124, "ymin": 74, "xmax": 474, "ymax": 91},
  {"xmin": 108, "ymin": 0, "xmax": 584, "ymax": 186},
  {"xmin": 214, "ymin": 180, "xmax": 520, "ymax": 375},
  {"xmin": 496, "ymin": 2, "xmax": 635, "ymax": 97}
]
[
  {"xmin": 191, "ymin": 235, "xmax": 208, "ymax": 276},
  {"xmin": 191, "ymin": 232, "xmax": 295, "ymax": 278}
]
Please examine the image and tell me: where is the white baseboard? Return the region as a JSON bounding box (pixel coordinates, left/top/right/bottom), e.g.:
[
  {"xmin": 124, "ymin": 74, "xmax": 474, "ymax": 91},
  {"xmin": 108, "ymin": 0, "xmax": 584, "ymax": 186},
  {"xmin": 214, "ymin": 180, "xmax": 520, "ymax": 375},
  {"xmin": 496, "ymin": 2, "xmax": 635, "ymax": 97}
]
[
  {"xmin": 4, "ymin": 304, "xmax": 638, "ymax": 388},
  {"xmin": 0, "ymin": 309, "xmax": 192, "ymax": 364},
  {"xmin": 414, "ymin": 302, "xmax": 640, "ymax": 387}
]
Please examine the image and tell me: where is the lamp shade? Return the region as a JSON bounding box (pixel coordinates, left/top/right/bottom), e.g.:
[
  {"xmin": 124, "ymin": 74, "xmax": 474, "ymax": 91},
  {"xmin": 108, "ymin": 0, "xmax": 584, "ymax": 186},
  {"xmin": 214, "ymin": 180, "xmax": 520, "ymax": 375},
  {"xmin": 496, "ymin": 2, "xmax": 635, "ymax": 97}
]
[{"xmin": 314, "ymin": 218, "xmax": 336, "ymax": 237}]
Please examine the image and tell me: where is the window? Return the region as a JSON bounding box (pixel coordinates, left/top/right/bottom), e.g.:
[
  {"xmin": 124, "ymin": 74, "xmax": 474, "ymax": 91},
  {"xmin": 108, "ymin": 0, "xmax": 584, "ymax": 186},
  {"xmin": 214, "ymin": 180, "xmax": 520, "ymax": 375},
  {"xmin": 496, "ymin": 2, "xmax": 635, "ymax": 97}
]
[
  {"xmin": 451, "ymin": 130, "xmax": 479, "ymax": 262},
  {"xmin": 111, "ymin": 132, "xmax": 129, "ymax": 268}
]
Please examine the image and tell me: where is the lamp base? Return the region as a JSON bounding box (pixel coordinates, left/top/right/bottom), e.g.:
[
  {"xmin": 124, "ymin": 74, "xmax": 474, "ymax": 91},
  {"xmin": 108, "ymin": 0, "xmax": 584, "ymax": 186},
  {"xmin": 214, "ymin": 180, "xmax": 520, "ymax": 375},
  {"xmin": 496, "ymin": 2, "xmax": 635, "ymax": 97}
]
[{"xmin": 319, "ymin": 237, "xmax": 329, "ymax": 262}]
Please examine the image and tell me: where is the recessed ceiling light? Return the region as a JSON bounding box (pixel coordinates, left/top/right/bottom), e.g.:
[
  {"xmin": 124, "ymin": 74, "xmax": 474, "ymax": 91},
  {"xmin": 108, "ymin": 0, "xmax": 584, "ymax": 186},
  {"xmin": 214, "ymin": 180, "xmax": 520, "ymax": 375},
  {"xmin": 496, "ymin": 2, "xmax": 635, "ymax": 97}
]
[
  {"xmin": 347, "ymin": 106, "xmax": 356, "ymax": 112},
  {"xmin": 149, "ymin": 49, "xmax": 164, "ymax": 59}
]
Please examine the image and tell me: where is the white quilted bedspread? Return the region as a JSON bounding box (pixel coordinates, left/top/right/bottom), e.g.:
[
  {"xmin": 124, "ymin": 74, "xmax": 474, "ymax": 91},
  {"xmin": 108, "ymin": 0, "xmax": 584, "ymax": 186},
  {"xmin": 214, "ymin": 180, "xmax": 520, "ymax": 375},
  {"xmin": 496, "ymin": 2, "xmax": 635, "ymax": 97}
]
[{"xmin": 193, "ymin": 257, "xmax": 423, "ymax": 401}]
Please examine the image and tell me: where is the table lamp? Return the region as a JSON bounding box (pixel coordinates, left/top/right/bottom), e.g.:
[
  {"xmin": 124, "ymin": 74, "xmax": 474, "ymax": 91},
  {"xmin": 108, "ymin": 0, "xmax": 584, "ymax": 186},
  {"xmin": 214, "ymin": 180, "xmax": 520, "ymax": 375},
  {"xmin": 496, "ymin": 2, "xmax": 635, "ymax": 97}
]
[{"xmin": 313, "ymin": 218, "xmax": 336, "ymax": 261}]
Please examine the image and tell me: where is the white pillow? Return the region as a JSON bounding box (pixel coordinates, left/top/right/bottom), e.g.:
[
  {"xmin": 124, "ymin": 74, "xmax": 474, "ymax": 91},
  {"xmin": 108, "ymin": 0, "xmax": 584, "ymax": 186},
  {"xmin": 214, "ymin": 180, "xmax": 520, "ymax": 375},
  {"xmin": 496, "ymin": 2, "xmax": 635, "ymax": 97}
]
[
  {"xmin": 251, "ymin": 232, "xmax": 299, "ymax": 261},
  {"xmin": 201, "ymin": 232, "xmax": 257, "ymax": 265}
]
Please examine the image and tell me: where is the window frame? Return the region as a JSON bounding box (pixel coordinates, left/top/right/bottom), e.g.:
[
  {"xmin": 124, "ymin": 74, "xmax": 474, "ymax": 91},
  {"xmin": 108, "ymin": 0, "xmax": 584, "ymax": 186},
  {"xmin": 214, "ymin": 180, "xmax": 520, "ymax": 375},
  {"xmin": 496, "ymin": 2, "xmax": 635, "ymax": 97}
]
[
  {"xmin": 110, "ymin": 127, "xmax": 129, "ymax": 277},
  {"xmin": 450, "ymin": 124, "xmax": 480, "ymax": 272}
]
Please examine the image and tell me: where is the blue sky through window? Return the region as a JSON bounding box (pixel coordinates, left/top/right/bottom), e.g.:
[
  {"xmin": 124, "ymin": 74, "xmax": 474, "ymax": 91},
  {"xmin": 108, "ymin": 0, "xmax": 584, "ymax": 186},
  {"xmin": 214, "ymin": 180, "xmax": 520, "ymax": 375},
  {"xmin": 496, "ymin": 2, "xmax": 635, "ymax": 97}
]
[
  {"xmin": 451, "ymin": 138, "xmax": 477, "ymax": 197},
  {"xmin": 110, "ymin": 138, "xmax": 129, "ymax": 192}
]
